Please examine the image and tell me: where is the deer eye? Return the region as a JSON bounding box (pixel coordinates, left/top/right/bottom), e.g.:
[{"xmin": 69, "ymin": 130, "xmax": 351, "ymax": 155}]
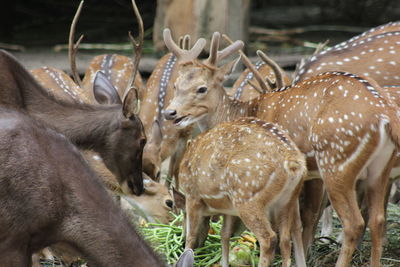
[{"xmin": 197, "ymin": 86, "xmax": 207, "ymax": 94}]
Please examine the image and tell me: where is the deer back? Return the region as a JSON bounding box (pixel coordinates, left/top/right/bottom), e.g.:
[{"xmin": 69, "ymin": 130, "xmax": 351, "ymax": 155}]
[
  {"xmin": 180, "ymin": 117, "xmax": 306, "ymax": 211},
  {"xmin": 294, "ymin": 30, "xmax": 400, "ymax": 85},
  {"xmin": 31, "ymin": 66, "xmax": 90, "ymax": 104},
  {"xmin": 81, "ymin": 54, "xmax": 145, "ymax": 101}
]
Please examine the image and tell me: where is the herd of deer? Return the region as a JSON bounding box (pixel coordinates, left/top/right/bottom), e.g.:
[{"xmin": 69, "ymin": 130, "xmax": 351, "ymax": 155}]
[{"xmin": 0, "ymin": 0, "xmax": 400, "ymax": 266}]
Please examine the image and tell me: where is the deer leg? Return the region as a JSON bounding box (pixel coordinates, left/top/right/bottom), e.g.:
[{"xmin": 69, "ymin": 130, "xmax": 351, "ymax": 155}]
[
  {"xmin": 325, "ymin": 176, "xmax": 364, "ymax": 267},
  {"xmin": 221, "ymin": 215, "xmax": 234, "ymax": 267},
  {"xmin": 278, "ymin": 205, "xmax": 292, "ymax": 267},
  {"xmin": 167, "ymin": 135, "xmax": 188, "ymax": 189},
  {"xmin": 366, "ymin": 151, "xmax": 396, "ymax": 267},
  {"xmin": 320, "ymin": 205, "xmax": 333, "ymax": 238},
  {"xmin": 291, "ymin": 199, "xmax": 306, "ymax": 267},
  {"xmin": 300, "ymin": 178, "xmax": 325, "ymax": 253},
  {"xmin": 185, "ymin": 199, "xmax": 206, "ymax": 249},
  {"xmin": 237, "ymin": 205, "xmax": 276, "ymax": 267}
]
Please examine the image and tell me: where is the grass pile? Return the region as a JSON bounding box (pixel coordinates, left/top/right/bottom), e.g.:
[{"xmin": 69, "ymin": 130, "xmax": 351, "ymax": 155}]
[{"xmin": 40, "ymin": 203, "xmax": 400, "ymax": 266}]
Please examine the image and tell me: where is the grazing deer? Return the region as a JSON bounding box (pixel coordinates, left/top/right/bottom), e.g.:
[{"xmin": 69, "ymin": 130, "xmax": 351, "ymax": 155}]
[
  {"xmin": 0, "ymin": 107, "xmax": 166, "ymax": 267},
  {"xmin": 0, "ymin": 48, "xmax": 145, "ymax": 196},
  {"xmin": 294, "ymin": 23, "xmax": 400, "ymax": 85},
  {"xmin": 163, "ymin": 29, "xmax": 400, "ymax": 267},
  {"xmin": 180, "ymin": 118, "xmax": 307, "ymax": 267}
]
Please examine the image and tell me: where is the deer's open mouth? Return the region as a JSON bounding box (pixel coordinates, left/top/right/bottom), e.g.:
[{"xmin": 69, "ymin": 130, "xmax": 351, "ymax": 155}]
[{"xmin": 174, "ymin": 115, "xmax": 188, "ymax": 126}]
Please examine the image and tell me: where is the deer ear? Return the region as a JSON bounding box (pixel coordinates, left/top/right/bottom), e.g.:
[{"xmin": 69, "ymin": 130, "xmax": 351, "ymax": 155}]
[
  {"xmin": 93, "ymin": 71, "xmax": 122, "ymax": 105},
  {"xmin": 220, "ymin": 55, "xmax": 241, "ymax": 79},
  {"xmin": 175, "ymin": 249, "xmax": 194, "ymax": 267},
  {"xmin": 122, "ymin": 87, "xmax": 140, "ymax": 118},
  {"xmin": 149, "ymin": 120, "xmax": 163, "ymax": 146}
]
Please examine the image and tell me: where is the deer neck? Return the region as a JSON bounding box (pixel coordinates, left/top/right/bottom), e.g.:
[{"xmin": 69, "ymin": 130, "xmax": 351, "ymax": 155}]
[
  {"xmin": 29, "ymin": 102, "xmax": 121, "ymax": 152},
  {"xmin": 199, "ymin": 87, "xmax": 258, "ymax": 131}
]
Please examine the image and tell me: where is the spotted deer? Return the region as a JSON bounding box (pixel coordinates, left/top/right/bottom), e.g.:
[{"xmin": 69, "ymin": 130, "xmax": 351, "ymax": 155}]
[
  {"xmin": 180, "ymin": 118, "xmax": 307, "ymax": 267},
  {"xmin": 294, "ymin": 22, "xmax": 400, "ymax": 85},
  {"xmin": 140, "ymin": 34, "xmax": 202, "ymax": 185},
  {"xmin": 163, "ymin": 29, "xmax": 400, "ymax": 267}
]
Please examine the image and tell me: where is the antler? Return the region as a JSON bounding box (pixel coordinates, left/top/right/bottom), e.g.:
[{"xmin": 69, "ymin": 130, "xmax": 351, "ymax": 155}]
[
  {"xmin": 68, "ymin": 0, "xmax": 84, "ymax": 87},
  {"xmin": 178, "ymin": 35, "xmax": 191, "ymax": 50},
  {"xmin": 126, "ymin": 0, "xmax": 144, "ymax": 94},
  {"xmin": 222, "ymin": 34, "xmax": 267, "ymax": 93},
  {"xmin": 205, "ymin": 32, "xmax": 245, "ymax": 68},
  {"xmin": 256, "ymin": 50, "xmax": 285, "ymax": 90},
  {"xmin": 163, "ymin": 28, "xmax": 206, "ymax": 63}
]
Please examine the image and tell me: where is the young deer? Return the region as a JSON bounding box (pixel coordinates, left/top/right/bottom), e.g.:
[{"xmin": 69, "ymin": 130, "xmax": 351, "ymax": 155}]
[
  {"xmin": 163, "ymin": 30, "xmax": 400, "ymax": 267},
  {"xmin": 180, "ymin": 117, "xmax": 307, "ymax": 267},
  {"xmin": 0, "ymin": 107, "xmax": 166, "ymax": 267}
]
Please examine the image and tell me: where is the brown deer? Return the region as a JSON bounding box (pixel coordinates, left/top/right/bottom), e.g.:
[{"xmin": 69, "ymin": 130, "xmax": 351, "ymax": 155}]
[
  {"xmin": 163, "ymin": 29, "xmax": 400, "ymax": 267},
  {"xmin": 0, "ymin": 48, "xmax": 145, "ymax": 196},
  {"xmin": 294, "ymin": 23, "xmax": 400, "ymax": 85},
  {"xmin": 0, "ymin": 107, "xmax": 167, "ymax": 267},
  {"xmin": 180, "ymin": 117, "xmax": 307, "ymax": 267}
]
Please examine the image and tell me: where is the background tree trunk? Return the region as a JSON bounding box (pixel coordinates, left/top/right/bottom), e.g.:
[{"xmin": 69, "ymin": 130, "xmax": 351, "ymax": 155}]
[{"xmin": 153, "ymin": 0, "xmax": 251, "ymax": 52}]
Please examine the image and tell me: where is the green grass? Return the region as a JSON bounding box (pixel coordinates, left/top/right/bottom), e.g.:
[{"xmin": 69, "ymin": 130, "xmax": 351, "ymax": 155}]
[{"xmin": 40, "ymin": 203, "xmax": 400, "ymax": 266}]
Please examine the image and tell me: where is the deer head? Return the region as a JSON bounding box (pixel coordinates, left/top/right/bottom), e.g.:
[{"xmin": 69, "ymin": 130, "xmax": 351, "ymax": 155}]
[{"xmin": 163, "ymin": 29, "xmax": 244, "ymax": 130}]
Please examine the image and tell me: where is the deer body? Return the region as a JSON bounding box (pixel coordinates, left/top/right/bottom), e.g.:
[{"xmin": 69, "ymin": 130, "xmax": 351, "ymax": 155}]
[
  {"xmin": 0, "ymin": 108, "xmax": 164, "ymax": 267},
  {"xmin": 81, "ymin": 54, "xmax": 145, "ymax": 100},
  {"xmin": 163, "ymin": 30, "xmax": 400, "ymax": 266},
  {"xmin": 180, "ymin": 118, "xmax": 307, "ymax": 267}
]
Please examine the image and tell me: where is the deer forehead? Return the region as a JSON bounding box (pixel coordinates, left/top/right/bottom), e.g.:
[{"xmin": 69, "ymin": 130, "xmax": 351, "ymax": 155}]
[{"xmin": 176, "ymin": 67, "xmax": 210, "ymax": 89}]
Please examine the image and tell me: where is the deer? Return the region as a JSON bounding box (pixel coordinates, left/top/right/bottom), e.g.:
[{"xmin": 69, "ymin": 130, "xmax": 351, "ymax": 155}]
[
  {"xmin": 290, "ymin": 22, "xmax": 400, "ymax": 242},
  {"xmin": 0, "ymin": 47, "xmax": 146, "ymax": 196},
  {"xmin": 163, "ymin": 29, "xmax": 400, "ymax": 267},
  {"xmin": 0, "ymin": 107, "xmax": 195, "ymax": 267},
  {"xmin": 179, "ymin": 117, "xmax": 307, "ymax": 267}
]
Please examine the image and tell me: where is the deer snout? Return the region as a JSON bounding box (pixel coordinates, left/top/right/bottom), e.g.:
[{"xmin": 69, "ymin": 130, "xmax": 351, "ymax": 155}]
[
  {"xmin": 128, "ymin": 177, "xmax": 144, "ymax": 196},
  {"xmin": 163, "ymin": 109, "xmax": 177, "ymax": 120}
]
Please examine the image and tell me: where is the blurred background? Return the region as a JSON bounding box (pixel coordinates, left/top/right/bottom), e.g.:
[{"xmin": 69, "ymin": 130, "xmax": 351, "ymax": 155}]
[{"xmin": 1, "ymin": 0, "xmax": 399, "ymax": 76}]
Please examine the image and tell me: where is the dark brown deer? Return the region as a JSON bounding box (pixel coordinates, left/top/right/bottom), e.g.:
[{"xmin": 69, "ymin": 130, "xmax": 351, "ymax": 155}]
[
  {"xmin": 163, "ymin": 30, "xmax": 400, "ymax": 267},
  {"xmin": 0, "ymin": 49, "xmax": 145, "ymax": 196},
  {"xmin": 0, "ymin": 107, "xmax": 165, "ymax": 267}
]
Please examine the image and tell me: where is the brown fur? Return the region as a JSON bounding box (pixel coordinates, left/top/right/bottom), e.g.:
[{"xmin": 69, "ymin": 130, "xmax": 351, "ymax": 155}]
[
  {"xmin": 0, "ymin": 107, "xmax": 164, "ymax": 267},
  {"xmin": 0, "ymin": 50, "xmax": 145, "ymax": 195}
]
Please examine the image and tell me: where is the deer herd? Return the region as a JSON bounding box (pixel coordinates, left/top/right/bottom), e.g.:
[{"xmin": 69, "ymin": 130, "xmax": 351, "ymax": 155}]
[{"xmin": 1, "ymin": 0, "xmax": 400, "ymax": 266}]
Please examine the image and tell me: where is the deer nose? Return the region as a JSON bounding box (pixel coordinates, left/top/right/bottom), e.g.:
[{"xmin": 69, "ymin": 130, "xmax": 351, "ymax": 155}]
[{"xmin": 163, "ymin": 109, "xmax": 177, "ymax": 120}]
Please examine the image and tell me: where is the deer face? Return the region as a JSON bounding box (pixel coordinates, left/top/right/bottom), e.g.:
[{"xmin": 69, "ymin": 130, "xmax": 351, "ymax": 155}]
[
  {"xmin": 164, "ymin": 60, "xmax": 239, "ymax": 129},
  {"xmin": 94, "ymin": 72, "xmax": 146, "ymax": 196},
  {"xmin": 164, "ymin": 64, "xmax": 215, "ymax": 128},
  {"xmin": 142, "ymin": 121, "xmax": 162, "ymax": 181}
]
